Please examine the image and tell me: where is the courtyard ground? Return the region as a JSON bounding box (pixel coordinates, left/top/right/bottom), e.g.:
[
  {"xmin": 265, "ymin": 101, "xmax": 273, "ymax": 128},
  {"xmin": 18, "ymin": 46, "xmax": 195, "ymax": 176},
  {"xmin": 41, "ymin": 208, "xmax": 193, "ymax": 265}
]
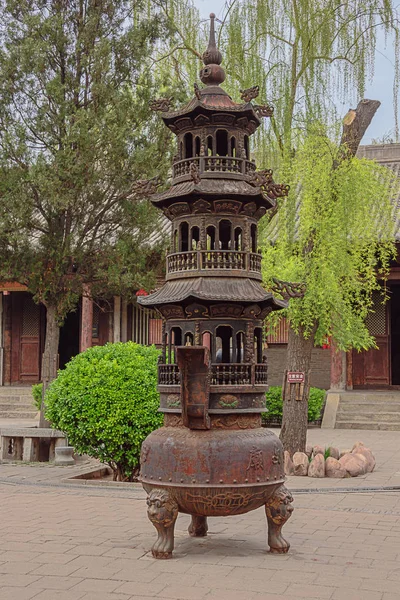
[{"xmin": 1, "ymin": 428, "xmax": 400, "ymax": 600}]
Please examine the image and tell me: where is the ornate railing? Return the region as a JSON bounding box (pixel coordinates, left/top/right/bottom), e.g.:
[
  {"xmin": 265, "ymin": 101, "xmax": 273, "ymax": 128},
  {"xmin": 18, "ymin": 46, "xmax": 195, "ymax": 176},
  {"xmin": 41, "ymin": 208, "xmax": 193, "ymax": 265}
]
[
  {"xmin": 203, "ymin": 156, "xmax": 241, "ymax": 173},
  {"xmin": 158, "ymin": 364, "xmax": 180, "ymax": 385},
  {"xmin": 249, "ymin": 252, "xmax": 262, "ymax": 272},
  {"xmin": 201, "ymin": 250, "xmax": 246, "ymax": 270},
  {"xmin": 172, "ymin": 156, "xmax": 256, "ymax": 180},
  {"xmin": 159, "ymin": 363, "xmax": 267, "ymax": 386},
  {"xmin": 167, "ymin": 250, "xmax": 261, "ymax": 274},
  {"xmin": 255, "ymin": 363, "xmax": 268, "ymax": 385},
  {"xmin": 211, "ymin": 363, "xmax": 251, "ymax": 385},
  {"xmin": 173, "ymin": 157, "xmax": 199, "ymax": 178},
  {"xmin": 167, "ymin": 252, "xmax": 198, "ymax": 272}
]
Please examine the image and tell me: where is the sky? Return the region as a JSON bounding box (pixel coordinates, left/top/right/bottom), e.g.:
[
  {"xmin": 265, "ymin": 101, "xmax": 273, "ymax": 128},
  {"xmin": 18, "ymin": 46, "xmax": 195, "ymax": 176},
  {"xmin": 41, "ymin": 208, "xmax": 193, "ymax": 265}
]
[{"xmin": 194, "ymin": 0, "xmax": 399, "ymax": 144}]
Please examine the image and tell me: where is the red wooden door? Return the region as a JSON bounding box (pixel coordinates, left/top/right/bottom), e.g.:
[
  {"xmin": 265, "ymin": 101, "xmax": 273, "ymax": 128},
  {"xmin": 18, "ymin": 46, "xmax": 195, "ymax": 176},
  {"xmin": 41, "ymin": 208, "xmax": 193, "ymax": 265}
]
[
  {"xmin": 352, "ymin": 291, "xmax": 390, "ymax": 387},
  {"xmin": 11, "ymin": 293, "xmax": 42, "ymax": 383}
]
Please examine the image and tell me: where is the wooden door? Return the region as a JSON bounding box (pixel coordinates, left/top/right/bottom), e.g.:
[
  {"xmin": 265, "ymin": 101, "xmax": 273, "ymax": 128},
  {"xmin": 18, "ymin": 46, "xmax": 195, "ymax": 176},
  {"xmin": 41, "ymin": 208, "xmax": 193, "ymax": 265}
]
[
  {"xmin": 352, "ymin": 290, "xmax": 390, "ymax": 387},
  {"xmin": 11, "ymin": 293, "xmax": 42, "ymax": 383}
]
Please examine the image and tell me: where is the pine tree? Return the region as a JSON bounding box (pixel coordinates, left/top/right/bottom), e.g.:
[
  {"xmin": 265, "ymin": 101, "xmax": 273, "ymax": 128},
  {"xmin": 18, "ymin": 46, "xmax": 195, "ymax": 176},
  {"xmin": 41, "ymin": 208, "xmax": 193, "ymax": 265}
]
[{"xmin": 0, "ymin": 0, "xmax": 173, "ymax": 416}]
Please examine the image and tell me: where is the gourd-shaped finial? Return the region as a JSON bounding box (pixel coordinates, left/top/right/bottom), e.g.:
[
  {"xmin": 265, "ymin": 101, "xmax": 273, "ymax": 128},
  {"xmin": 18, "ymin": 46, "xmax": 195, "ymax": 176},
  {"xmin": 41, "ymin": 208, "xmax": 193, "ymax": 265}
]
[{"xmin": 200, "ymin": 13, "xmax": 225, "ymax": 86}]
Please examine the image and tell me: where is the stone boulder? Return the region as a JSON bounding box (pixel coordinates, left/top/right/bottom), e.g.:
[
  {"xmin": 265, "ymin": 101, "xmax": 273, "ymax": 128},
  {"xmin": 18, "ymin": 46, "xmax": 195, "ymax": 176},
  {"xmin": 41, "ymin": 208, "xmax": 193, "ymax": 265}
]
[
  {"xmin": 339, "ymin": 452, "xmax": 368, "ymax": 477},
  {"xmin": 308, "ymin": 453, "xmax": 325, "ymax": 478},
  {"xmin": 325, "ymin": 457, "xmax": 349, "ymax": 478},
  {"xmin": 284, "ymin": 451, "xmax": 294, "ymax": 476},
  {"xmin": 312, "ymin": 445, "xmax": 325, "ymax": 457},
  {"xmin": 328, "ymin": 446, "xmax": 340, "ymax": 460},
  {"xmin": 305, "ymin": 445, "xmax": 313, "ymax": 458},
  {"xmin": 340, "ymin": 449, "xmax": 351, "ymax": 458},
  {"xmin": 351, "ymin": 442, "xmax": 376, "ymax": 473},
  {"xmin": 293, "ymin": 452, "xmax": 309, "ymax": 476}
]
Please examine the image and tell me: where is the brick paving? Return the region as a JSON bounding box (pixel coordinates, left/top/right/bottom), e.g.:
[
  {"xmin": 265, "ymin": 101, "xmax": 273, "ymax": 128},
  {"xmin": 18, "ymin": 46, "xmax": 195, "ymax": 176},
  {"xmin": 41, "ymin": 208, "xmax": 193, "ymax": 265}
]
[{"xmin": 1, "ymin": 428, "xmax": 400, "ymax": 599}]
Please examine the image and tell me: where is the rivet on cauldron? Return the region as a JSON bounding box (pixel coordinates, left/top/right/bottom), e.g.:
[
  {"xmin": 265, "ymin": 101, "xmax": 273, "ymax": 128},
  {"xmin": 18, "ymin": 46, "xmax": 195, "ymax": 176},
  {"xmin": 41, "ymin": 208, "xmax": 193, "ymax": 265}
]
[
  {"xmin": 180, "ymin": 478, "xmax": 184, "ymax": 483},
  {"xmin": 169, "ymin": 478, "xmax": 172, "ymax": 482},
  {"xmin": 159, "ymin": 477, "xmax": 162, "ymax": 481},
  {"xmin": 219, "ymin": 479, "xmax": 223, "ymax": 483},
  {"xmin": 274, "ymin": 475, "xmax": 277, "ymax": 479},
  {"xmin": 245, "ymin": 478, "xmax": 248, "ymax": 483},
  {"xmin": 233, "ymin": 479, "xmax": 237, "ymax": 483},
  {"xmin": 257, "ymin": 477, "xmax": 260, "ymax": 482},
  {"xmin": 206, "ymin": 479, "xmax": 209, "ymax": 483},
  {"xmin": 192, "ymin": 480, "xmax": 196, "ymax": 483}
]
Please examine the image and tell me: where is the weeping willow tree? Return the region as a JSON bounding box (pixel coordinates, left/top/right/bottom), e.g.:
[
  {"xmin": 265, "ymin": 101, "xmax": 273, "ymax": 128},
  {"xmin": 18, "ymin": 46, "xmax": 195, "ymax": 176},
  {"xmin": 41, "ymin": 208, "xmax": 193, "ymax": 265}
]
[
  {"xmin": 262, "ymin": 126, "xmax": 398, "ymax": 453},
  {"xmin": 153, "ymin": 0, "xmax": 400, "ymax": 453}
]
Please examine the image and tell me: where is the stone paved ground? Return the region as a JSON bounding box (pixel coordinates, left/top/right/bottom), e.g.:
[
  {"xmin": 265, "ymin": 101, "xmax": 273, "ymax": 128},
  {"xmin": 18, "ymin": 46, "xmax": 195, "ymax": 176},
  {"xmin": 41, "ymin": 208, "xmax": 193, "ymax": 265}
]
[{"xmin": 1, "ymin": 428, "xmax": 400, "ymax": 600}]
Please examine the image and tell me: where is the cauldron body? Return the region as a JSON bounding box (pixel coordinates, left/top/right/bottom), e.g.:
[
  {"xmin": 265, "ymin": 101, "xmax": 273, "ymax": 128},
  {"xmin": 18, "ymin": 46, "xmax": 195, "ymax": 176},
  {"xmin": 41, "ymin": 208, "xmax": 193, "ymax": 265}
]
[{"xmin": 140, "ymin": 424, "xmax": 285, "ymax": 516}]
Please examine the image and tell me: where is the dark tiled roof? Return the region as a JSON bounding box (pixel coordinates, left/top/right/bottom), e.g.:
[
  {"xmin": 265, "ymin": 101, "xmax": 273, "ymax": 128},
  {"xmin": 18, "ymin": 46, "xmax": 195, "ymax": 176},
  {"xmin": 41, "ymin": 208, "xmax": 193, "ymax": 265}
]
[
  {"xmin": 137, "ymin": 277, "xmax": 286, "ymax": 309},
  {"xmin": 161, "ymin": 95, "xmax": 258, "ymax": 120},
  {"xmin": 153, "ymin": 178, "xmax": 273, "ymax": 206}
]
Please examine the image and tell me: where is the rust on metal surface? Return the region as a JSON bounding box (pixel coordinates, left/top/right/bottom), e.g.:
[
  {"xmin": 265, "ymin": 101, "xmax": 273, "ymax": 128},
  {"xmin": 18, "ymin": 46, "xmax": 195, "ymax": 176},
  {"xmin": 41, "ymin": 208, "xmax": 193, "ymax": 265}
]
[
  {"xmin": 138, "ymin": 13, "xmax": 293, "ymax": 559},
  {"xmin": 176, "ymin": 346, "xmax": 210, "ymax": 430}
]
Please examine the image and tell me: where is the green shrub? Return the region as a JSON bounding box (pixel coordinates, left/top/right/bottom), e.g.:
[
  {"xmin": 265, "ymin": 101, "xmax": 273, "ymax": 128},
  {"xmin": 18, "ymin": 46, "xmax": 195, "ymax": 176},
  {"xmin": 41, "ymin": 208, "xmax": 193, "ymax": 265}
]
[
  {"xmin": 45, "ymin": 342, "xmax": 162, "ymax": 481},
  {"xmin": 263, "ymin": 386, "xmax": 325, "ymax": 424},
  {"xmin": 32, "ymin": 383, "xmax": 43, "ymax": 411}
]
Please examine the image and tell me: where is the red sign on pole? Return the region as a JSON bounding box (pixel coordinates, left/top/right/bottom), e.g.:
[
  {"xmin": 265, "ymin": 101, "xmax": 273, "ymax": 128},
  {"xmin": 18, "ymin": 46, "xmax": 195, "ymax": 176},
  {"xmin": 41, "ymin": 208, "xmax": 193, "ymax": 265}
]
[{"xmin": 287, "ymin": 371, "xmax": 305, "ymax": 383}]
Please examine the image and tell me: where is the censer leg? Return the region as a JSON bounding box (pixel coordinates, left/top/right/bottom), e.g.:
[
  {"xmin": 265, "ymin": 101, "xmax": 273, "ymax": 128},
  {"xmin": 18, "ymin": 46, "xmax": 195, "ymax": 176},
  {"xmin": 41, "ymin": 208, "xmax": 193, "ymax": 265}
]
[
  {"xmin": 188, "ymin": 515, "xmax": 208, "ymax": 537},
  {"xmin": 265, "ymin": 485, "xmax": 294, "ymax": 554},
  {"xmin": 146, "ymin": 489, "xmax": 178, "ymax": 559}
]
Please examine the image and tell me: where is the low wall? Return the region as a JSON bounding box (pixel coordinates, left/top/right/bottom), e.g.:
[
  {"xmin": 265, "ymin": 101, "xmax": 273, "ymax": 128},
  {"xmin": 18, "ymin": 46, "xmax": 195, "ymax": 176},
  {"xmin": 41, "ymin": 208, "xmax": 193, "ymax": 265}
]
[{"xmin": 266, "ymin": 345, "xmax": 331, "ymax": 390}]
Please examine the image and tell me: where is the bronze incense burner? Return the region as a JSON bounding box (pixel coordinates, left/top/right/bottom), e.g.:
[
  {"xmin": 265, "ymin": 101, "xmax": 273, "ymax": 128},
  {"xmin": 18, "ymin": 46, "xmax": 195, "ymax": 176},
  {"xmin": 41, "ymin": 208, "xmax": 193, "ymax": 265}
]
[{"xmin": 138, "ymin": 14, "xmax": 293, "ymax": 559}]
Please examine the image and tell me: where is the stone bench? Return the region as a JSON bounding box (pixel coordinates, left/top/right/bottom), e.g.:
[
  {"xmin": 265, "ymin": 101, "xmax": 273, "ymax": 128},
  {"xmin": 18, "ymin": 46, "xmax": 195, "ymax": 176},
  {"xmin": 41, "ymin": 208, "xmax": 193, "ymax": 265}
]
[{"xmin": 0, "ymin": 427, "xmax": 66, "ymax": 462}]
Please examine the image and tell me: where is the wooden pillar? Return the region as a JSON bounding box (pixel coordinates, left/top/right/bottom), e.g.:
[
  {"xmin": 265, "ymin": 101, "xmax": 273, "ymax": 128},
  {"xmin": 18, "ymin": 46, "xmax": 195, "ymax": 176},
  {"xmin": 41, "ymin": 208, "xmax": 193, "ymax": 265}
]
[
  {"xmin": 113, "ymin": 296, "xmax": 121, "ymax": 343},
  {"xmin": 2, "ymin": 293, "xmax": 11, "ymax": 385},
  {"xmin": 121, "ymin": 300, "xmax": 128, "ymax": 343},
  {"xmin": 80, "ymin": 285, "xmax": 93, "ymax": 353},
  {"xmin": 0, "ymin": 292, "xmax": 3, "ymax": 385},
  {"xmin": 330, "ymin": 341, "xmax": 347, "ymax": 390}
]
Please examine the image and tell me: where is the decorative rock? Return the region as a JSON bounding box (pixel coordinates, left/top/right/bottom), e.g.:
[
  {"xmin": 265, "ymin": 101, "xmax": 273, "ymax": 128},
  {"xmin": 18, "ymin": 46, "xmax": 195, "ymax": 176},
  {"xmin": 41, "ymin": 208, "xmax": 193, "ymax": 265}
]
[
  {"xmin": 339, "ymin": 452, "xmax": 368, "ymax": 477},
  {"xmin": 351, "ymin": 441, "xmax": 365, "ymax": 452},
  {"xmin": 308, "ymin": 453, "xmax": 325, "ymax": 478},
  {"xmin": 305, "ymin": 445, "xmax": 313, "ymax": 458},
  {"xmin": 328, "ymin": 446, "xmax": 340, "ymax": 460},
  {"xmin": 351, "ymin": 443, "xmax": 376, "ymax": 473},
  {"xmin": 325, "ymin": 457, "xmax": 349, "ymax": 478},
  {"xmin": 293, "ymin": 452, "xmax": 309, "ymax": 476},
  {"xmin": 284, "ymin": 451, "xmax": 294, "ymax": 476},
  {"xmin": 312, "ymin": 445, "xmax": 325, "ymax": 457},
  {"xmin": 340, "ymin": 449, "xmax": 351, "ymax": 458},
  {"xmin": 54, "ymin": 446, "xmax": 75, "ymax": 466}
]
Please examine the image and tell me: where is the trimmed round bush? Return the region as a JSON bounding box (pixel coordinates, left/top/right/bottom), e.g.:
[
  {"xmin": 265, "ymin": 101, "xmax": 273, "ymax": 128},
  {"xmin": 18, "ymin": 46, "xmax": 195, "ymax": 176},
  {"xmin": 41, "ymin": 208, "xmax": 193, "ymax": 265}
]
[
  {"xmin": 263, "ymin": 385, "xmax": 325, "ymax": 424},
  {"xmin": 45, "ymin": 342, "xmax": 162, "ymax": 481}
]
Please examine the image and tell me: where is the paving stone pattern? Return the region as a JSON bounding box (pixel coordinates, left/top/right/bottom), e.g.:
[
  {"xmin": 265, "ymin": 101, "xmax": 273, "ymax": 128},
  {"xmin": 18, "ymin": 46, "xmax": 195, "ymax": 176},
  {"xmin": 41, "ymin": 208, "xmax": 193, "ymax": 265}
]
[{"xmin": 1, "ymin": 428, "xmax": 400, "ymax": 599}]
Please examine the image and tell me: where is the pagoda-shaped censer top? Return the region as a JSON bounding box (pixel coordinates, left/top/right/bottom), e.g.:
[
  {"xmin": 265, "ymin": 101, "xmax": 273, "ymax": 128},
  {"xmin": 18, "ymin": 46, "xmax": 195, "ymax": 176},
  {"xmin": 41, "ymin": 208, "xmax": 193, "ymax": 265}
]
[{"xmin": 138, "ymin": 14, "xmax": 293, "ymax": 560}]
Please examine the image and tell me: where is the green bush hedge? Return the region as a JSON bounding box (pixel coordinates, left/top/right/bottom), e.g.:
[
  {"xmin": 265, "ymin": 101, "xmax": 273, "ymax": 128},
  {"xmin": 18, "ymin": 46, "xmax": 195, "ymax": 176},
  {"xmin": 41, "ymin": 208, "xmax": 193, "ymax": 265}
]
[
  {"xmin": 32, "ymin": 383, "xmax": 43, "ymax": 411},
  {"xmin": 263, "ymin": 386, "xmax": 325, "ymax": 424},
  {"xmin": 45, "ymin": 342, "xmax": 162, "ymax": 481}
]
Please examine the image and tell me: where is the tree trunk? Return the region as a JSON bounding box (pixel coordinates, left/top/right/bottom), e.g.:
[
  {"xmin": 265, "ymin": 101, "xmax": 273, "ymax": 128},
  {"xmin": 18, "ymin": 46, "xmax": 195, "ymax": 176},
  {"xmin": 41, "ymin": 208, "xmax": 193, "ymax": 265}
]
[
  {"xmin": 279, "ymin": 99, "xmax": 380, "ymax": 455},
  {"xmin": 40, "ymin": 303, "xmax": 60, "ymax": 427},
  {"xmin": 279, "ymin": 324, "xmax": 316, "ymax": 456}
]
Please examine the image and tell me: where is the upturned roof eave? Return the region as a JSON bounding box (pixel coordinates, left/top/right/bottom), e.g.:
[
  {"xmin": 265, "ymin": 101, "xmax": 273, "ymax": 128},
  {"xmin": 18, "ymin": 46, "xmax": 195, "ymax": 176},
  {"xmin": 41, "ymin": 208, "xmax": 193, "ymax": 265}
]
[{"xmin": 160, "ymin": 97, "xmax": 261, "ymax": 128}]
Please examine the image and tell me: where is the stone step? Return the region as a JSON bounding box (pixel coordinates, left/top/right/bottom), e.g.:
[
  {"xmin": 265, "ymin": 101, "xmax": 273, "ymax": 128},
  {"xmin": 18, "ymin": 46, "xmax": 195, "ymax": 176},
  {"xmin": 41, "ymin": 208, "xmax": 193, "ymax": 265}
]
[
  {"xmin": 336, "ymin": 410, "xmax": 400, "ymax": 422},
  {"xmin": 0, "ymin": 410, "xmax": 38, "ymax": 419},
  {"xmin": 335, "ymin": 420, "xmax": 400, "ymax": 431},
  {"xmin": 0, "ymin": 396, "xmax": 34, "ymax": 405},
  {"xmin": 340, "ymin": 393, "xmax": 400, "ymax": 403},
  {"xmin": 337, "ymin": 403, "xmax": 400, "ymax": 413},
  {"xmin": 0, "ymin": 402, "xmax": 36, "ymax": 411},
  {"xmin": 0, "ymin": 387, "xmax": 34, "ymax": 396}
]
